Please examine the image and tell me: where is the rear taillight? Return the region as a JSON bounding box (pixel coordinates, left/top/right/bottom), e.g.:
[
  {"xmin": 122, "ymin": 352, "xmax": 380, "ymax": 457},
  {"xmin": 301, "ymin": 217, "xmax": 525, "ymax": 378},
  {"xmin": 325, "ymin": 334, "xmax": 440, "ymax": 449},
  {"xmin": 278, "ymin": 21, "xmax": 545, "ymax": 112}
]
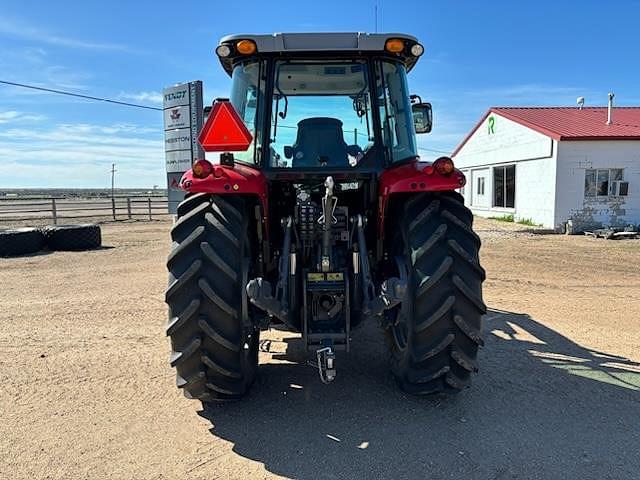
[
  {"xmin": 432, "ymin": 156, "xmax": 455, "ymax": 176},
  {"xmin": 192, "ymin": 159, "xmax": 213, "ymax": 179}
]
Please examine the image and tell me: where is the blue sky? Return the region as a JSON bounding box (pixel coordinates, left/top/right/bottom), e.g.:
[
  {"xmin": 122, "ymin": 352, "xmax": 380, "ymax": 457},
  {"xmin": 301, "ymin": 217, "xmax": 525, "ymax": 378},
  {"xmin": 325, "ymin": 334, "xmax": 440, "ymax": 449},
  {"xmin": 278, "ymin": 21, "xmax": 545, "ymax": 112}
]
[{"xmin": 1, "ymin": 0, "xmax": 639, "ymax": 188}]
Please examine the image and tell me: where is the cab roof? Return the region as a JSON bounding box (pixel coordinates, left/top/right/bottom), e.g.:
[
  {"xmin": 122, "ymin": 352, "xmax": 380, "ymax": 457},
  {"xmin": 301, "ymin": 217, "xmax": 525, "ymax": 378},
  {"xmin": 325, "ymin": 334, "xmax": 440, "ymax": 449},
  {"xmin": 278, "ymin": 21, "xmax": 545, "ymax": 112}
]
[{"xmin": 217, "ymin": 32, "xmax": 423, "ymax": 75}]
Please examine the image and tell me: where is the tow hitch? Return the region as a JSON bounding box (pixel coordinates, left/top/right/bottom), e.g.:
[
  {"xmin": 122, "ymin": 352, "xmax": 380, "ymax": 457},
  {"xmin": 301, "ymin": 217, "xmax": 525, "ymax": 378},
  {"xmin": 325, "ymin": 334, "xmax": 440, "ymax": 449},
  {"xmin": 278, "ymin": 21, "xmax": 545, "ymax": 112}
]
[{"xmin": 315, "ymin": 344, "xmax": 336, "ymax": 384}]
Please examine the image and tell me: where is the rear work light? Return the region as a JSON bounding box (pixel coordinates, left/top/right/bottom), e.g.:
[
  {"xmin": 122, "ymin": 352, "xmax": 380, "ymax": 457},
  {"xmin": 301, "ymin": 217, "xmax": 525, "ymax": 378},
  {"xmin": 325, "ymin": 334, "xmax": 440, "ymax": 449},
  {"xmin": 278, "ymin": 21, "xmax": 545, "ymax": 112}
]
[
  {"xmin": 432, "ymin": 156, "xmax": 455, "ymax": 176},
  {"xmin": 236, "ymin": 39, "xmax": 257, "ymax": 55},
  {"xmin": 192, "ymin": 159, "xmax": 213, "ymax": 179},
  {"xmin": 410, "ymin": 43, "xmax": 425, "ymax": 57},
  {"xmin": 216, "ymin": 44, "xmax": 232, "ymax": 58}
]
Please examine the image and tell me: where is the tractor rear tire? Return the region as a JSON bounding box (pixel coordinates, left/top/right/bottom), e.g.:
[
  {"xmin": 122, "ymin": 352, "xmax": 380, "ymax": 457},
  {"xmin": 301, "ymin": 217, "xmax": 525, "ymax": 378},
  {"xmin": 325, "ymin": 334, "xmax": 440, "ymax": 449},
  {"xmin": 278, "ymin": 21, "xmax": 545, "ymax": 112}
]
[
  {"xmin": 387, "ymin": 191, "xmax": 486, "ymax": 394},
  {"xmin": 165, "ymin": 193, "xmax": 259, "ymax": 402}
]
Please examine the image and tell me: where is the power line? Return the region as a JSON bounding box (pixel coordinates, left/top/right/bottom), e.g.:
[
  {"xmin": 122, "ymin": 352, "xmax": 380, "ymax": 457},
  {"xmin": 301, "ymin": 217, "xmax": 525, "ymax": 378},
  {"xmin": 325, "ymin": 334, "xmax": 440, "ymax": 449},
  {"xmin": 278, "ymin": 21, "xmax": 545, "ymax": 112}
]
[
  {"xmin": 418, "ymin": 147, "xmax": 453, "ymax": 154},
  {"xmin": 0, "ymin": 81, "xmax": 455, "ymax": 153},
  {"xmin": 0, "ymin": 80, "xmax": 162, "ymax": 111}
]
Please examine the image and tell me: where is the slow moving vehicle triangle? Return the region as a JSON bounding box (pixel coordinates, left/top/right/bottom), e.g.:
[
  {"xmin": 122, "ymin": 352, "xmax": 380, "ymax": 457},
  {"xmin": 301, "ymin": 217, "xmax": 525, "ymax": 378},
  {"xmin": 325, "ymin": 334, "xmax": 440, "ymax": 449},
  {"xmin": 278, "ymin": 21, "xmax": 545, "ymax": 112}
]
[{"xmin": 198, "ymin": 100, "xmax": 253, "ymax": 152}]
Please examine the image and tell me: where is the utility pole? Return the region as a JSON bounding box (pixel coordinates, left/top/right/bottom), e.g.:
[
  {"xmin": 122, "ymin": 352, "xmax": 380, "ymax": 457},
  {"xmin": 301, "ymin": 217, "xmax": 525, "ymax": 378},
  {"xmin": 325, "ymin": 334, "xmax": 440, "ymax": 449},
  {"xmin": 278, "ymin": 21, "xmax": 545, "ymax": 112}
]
[
  {"xmin": 374, "ymin": 4, "xmax": 378, "ymax": 33},
  {"xmin": 111, "ymin": 163, "xmax": 116, "ymax": 199},
  {"xmin": 374, "ymin": 1, "xmax": 382, "ymax": 33},
  {"xmin": 111, "ymin": 163, "xmax": 117, "ymax": 220}
]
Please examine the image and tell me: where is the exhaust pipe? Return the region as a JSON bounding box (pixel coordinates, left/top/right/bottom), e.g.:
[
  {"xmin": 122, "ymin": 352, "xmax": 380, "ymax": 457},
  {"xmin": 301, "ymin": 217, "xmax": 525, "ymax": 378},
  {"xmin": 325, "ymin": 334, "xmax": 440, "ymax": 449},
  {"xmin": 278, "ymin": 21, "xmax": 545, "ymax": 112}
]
[{"xmin": 607, "ymin": 92, "xmax": 615, "ymax": 125}]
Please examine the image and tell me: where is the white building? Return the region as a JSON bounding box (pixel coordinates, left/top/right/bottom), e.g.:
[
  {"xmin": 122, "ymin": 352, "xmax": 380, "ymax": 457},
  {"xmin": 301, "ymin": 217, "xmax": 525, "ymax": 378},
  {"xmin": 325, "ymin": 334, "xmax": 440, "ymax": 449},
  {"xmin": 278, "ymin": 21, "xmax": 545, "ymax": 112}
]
[{"xmin": 452, "ymin": 107, "xmax": 640, "ymax": 230}]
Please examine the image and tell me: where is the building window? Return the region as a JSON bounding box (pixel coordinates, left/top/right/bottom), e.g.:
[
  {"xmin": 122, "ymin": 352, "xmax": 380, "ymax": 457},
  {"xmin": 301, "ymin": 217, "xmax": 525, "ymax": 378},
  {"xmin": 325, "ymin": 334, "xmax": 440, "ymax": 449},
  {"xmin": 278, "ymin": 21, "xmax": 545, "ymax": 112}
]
[
  {"xmin": 585, "ymin": 169, "xmax": 624, "ymax": 197},
  {"xmin": 477, "ymin": 177, "xmax": 485, "ymax": 196},
  {"xmin": 493, "ymin": 165, "xmax": 515, "ymax": 208}
]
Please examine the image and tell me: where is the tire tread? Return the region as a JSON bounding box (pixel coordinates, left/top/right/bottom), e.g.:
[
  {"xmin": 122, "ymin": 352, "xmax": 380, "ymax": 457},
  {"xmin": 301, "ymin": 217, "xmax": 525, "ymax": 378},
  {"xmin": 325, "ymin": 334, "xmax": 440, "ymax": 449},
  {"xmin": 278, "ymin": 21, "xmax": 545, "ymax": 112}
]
[
  {"xmin": 165, "ymin": 194, "xmax": 258, "ymax": 402},
  {"xmin": 387, "ymin": 192, "xmax": 485, "ymax": 395}
]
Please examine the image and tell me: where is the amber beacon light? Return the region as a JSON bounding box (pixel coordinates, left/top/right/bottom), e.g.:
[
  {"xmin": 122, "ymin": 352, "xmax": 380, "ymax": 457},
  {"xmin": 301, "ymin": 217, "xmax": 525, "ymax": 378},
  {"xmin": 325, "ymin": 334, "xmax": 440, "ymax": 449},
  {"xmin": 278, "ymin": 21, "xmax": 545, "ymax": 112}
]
[
  {"xmin": 384, "ymin": 38, "xmax": 405, "ymax": 53},
  {"xmin": 236, "ymin": 39, "xmax": 257, "ymax": 55}
]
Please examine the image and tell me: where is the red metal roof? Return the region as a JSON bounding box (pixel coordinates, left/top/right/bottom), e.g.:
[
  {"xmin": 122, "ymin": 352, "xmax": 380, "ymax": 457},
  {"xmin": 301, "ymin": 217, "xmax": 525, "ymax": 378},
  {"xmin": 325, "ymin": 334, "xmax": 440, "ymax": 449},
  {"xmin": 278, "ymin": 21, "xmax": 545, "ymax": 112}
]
[{"xmin": 452, "ymin": 107, "xmax": 640, "ymax": 157}]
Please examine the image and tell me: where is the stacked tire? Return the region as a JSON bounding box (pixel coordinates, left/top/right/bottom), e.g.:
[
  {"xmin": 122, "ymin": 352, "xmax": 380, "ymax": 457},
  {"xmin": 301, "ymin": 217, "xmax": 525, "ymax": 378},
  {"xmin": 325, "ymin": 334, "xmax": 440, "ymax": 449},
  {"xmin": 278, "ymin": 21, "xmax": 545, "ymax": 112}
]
[
  {"xmin": 0, "ymin": 224, "xmax": 101, "ymax": 257},
  {"xmin": 42, "ymin": 224, "xmax": 102, "ymax": 251},
  {"xmin": 0, "ymin": 228, "xmax": 45, "ymax": 257}
]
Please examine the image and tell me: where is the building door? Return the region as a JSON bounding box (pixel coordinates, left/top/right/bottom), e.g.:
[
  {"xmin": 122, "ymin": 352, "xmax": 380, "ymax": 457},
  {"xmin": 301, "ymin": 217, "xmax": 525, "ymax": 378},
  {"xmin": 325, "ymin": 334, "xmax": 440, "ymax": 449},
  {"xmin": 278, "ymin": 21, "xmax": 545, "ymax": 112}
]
[{"xmin": 471, "ymin": 169, "xmax": 490, "ymax": 208}]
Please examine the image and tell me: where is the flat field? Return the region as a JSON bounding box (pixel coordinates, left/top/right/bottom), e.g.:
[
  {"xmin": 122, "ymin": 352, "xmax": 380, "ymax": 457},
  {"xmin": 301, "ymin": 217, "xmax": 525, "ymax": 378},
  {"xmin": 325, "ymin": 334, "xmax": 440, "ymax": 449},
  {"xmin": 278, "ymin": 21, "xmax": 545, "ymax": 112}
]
[{"xmin": 1, "ymin": 218, "xmax": 638, "ymax": 479}]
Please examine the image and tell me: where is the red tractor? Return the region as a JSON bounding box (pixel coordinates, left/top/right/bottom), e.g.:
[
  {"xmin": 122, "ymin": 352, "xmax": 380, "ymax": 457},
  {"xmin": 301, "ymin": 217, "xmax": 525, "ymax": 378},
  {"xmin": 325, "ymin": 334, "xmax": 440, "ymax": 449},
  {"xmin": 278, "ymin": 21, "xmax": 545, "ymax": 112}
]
[{"xmin": 165, "ymin": 33, "xmax": 485, "ymax": 402}]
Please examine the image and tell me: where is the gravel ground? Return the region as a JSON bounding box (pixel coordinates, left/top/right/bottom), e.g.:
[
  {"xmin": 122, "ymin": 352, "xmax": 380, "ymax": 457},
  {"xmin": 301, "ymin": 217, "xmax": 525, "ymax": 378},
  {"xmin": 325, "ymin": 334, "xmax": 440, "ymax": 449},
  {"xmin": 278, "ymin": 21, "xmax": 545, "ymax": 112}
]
[{"xmin": 1, "ymin": 217, "xmax": 638, "ymax": 480}]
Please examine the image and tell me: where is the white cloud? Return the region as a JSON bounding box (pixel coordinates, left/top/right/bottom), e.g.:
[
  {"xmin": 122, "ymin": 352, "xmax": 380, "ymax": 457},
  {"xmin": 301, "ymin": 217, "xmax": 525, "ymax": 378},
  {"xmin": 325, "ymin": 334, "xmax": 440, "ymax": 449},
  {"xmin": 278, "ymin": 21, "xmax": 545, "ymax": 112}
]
[
  {"xmin": 0, "ymin": 17, "xmax": 136, "ymax": 52},
  {"xmin": 0, "ymin": 55, "xmax": 93, "ymax": 98},
  {"xmin": 463, "ymin": 83, "xmax": 593, "ymax": 105},
  {"xmin": 20, "ymin": 46, "xmax": 48, "ymax": 64},
  {"xmin": 118, "ymin": 91, "xmax": 163, "ymax": 105},
  {"xmin": 0, "ymin": 111, "xmax": 21, "ymax": 123},
  {"xmin": 0, "ymin": 48, "xmax": 93, "ymax": 109},
  {"xmin": 414, "ymin": 109, "xmax": 481, "ymax": 160},
  {"xmin": 0, "ymin": 122, "xmax": 164, "ymax": 188},
  {"xmin": 0, "ymin": 111, "xmax": 46, "ymax": 124}
]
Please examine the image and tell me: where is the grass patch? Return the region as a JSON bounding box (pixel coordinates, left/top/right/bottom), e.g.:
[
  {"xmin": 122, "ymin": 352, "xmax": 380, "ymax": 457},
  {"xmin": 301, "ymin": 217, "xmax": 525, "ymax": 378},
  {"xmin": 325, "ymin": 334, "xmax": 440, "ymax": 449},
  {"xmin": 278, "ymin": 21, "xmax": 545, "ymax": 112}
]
[
  {"xmin": 489, "ymin": 214, "xmax": 514, "ymax": 222},
  {"xmin": 517, "ymin": 218, "xmax": 540, "ymax": 226}
]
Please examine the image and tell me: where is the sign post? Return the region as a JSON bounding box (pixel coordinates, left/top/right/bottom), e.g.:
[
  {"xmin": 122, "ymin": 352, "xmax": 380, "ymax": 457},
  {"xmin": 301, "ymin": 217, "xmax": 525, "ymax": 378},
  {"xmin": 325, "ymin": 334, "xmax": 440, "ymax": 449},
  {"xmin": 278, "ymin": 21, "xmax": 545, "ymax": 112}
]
[{"xmin": 163, "ymin": 81, "xmax": 203, "ymax": 214}]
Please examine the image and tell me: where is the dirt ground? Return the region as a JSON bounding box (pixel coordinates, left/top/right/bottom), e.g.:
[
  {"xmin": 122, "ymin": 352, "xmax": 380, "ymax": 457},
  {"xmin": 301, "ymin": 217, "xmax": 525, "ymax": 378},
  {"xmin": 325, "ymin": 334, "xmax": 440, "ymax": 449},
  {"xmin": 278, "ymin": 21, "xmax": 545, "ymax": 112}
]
[{"xmin": 1, "ymin": 218, "xmax": 638, "ymax": 480}]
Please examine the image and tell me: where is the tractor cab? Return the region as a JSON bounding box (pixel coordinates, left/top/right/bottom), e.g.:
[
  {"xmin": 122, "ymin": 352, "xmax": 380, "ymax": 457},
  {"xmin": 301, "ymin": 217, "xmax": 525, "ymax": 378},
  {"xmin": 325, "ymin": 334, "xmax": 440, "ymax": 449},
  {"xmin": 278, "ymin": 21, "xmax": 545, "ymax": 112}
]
[{"xmin": 215, "ymin": 33, "xmax": 432, "ymax": 172}]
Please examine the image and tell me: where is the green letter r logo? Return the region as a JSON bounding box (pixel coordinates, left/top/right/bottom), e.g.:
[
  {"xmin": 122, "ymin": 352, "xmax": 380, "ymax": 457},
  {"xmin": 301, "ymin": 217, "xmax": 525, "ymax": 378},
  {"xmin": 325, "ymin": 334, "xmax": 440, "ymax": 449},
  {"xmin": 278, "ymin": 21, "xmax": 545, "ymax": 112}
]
[{"xmin": 488, "ymin": 116, "xmax": 496, "ymax": 135}]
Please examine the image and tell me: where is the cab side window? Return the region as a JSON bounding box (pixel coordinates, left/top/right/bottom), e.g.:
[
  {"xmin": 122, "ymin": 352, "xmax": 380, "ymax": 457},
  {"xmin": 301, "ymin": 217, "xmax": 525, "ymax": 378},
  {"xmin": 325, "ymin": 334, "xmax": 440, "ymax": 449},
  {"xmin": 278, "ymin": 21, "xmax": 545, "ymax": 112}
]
[{"xmin": 376, "ymin": 61, "xmax": 418, "ymax": 163}]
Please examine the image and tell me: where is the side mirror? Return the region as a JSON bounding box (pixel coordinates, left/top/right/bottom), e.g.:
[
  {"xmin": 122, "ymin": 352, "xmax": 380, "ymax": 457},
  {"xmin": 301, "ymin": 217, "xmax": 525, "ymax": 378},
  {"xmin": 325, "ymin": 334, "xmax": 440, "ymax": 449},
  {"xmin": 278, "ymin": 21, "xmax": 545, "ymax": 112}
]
[
  {"xmin": 346, "ymin": 144, "xmax": 363, "ymax": 157},
  {"xmin": 412, "ymin": 102, "xmax": 432, "ymax": 134},
  {"xmin": 284, "ymin": 146, "xmax": 293, "ymax": 159}
]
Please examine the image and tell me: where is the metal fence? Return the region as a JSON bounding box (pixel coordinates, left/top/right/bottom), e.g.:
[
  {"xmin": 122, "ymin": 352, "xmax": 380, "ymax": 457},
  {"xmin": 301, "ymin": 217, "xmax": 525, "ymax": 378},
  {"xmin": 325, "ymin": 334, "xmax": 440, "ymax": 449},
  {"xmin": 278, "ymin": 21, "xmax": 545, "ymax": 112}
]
[{"xmin": 0, "ymin": 196, "xmax": 170, "ymax": 225}]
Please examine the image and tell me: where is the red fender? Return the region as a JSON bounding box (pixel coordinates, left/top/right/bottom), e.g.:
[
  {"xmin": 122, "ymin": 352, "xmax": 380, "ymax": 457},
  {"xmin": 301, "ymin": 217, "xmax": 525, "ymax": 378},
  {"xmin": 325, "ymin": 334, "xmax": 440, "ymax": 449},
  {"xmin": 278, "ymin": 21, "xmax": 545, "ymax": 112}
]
[
  {"xmin": 378, "ymin": 158, "xmax": 466, "ymax": 238},
  {"xmin": 180, "ymin": 163, "xmax": 269, "ymax": 232}
]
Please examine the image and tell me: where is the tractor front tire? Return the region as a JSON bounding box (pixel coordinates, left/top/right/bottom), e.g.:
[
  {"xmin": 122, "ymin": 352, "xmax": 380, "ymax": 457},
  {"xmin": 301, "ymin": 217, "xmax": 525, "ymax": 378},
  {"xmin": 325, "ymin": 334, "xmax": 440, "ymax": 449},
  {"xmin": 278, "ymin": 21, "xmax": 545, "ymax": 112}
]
[
  {"xmin": 165, "ymin": 193, "xmax": 259, "ymax": 402},
  {"xmin": 387, "ymin": 192, "xmax": 486, "ymax": 394}
]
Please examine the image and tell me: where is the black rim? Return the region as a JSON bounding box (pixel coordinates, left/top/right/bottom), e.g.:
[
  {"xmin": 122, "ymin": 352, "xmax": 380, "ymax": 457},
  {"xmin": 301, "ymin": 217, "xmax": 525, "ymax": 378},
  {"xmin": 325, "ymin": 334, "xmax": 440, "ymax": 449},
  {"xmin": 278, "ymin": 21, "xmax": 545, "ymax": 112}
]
[
  {"xmin": 390, "ymin": 255, "xmax": 410, "ymax": 352},
  {"xmin": 239, "ymin": 247, "xmax": 258, "ymax": 376}
]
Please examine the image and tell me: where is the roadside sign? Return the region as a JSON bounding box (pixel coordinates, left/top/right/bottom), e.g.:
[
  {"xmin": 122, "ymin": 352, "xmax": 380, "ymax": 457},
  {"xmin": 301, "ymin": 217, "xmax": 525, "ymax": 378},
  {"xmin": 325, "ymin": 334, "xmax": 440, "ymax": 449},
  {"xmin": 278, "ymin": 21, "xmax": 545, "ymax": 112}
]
[
  {"xmin": 165, "ymin": 150, "xmax": 192, "ymax": 173},
  {"xmin": 165, "ymin": 128, "xmax": 192, "ymax": 152},
  {"xmin": 167, "ymin": 173, "xmax": 184, "ymax": 192},
  {"xmin": 163, "ymin": 80, "xmax": 203, "ymax": 214},
  {"xmin": 163, "ymin": 85, "xmax": 190, "ymax": 109},
  {"xmin": 198, "ymin": 100, "xmax": 253, "ymax": 152},
  {"xmin": 163, "ymin": 105, "xmax": 190, "ymax": 130}
]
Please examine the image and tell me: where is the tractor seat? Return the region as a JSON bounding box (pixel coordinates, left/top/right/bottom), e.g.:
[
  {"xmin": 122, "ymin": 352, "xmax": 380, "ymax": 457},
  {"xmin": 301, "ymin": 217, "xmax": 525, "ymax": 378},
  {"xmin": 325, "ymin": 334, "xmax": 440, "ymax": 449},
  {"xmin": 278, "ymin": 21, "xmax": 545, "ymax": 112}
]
[{"xmin": 290, "ymin": 118, "xmax": 348, "ymax": 167}]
